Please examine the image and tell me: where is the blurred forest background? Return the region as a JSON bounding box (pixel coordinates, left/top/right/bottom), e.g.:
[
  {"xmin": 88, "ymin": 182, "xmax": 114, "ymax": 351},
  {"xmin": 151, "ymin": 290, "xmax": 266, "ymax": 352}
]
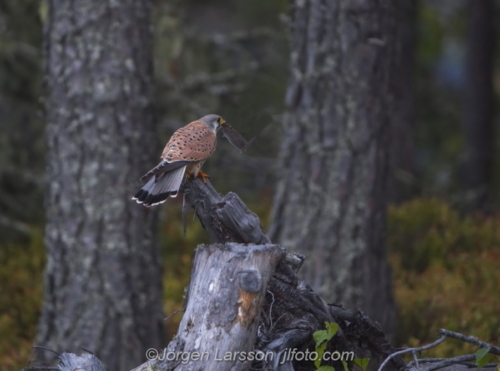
[{"xmin": 0, "ymin": 0, "xmax": 499, "ymax": 369}]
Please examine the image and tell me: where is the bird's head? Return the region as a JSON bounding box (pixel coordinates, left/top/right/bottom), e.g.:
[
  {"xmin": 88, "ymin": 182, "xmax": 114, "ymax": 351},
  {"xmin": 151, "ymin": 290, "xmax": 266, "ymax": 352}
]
[{"xmin": 199, "ymin": 114, "xmax": 226, "ymax": 134}]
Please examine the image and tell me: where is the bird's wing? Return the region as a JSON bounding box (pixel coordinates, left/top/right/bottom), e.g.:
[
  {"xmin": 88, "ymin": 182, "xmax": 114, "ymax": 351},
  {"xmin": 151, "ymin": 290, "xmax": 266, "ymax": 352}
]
[
  {"xmin": 162, "ymin": 120, "xmax": 217, "ymax": 162},
  {"xmin": 139, "ymin": 160, "xmax": 190, "ymax": 181}
]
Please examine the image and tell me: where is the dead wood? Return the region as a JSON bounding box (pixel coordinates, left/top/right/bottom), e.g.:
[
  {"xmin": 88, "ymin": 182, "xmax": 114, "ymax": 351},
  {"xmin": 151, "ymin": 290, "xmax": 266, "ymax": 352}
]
[{"xmin": 146, "ymin": 178, "xmax": 405, "ymax": 371}]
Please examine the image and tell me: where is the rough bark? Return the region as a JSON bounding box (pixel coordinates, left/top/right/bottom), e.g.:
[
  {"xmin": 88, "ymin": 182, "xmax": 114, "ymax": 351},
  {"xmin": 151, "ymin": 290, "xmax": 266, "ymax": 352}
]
[
  {"xmin": 269, "ymin": 0, "xmax": 397, "ymax": 333},
  {"xmin": 461, "ymin": 0, "xmax": 495, "ymax": 211},
  {"xmin": 164, "ymin": 243, "xmax": 284, "ymax": 371},
  {"xmin": 38, "ymin": 1, "xmax": 164, "ymax": 369}
]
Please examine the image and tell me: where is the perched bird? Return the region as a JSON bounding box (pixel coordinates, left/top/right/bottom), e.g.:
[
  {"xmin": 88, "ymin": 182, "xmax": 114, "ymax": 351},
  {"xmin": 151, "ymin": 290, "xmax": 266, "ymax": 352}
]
[{"xmin": 132, "ymin": 114, "xmax": 226, "ymax": 207}]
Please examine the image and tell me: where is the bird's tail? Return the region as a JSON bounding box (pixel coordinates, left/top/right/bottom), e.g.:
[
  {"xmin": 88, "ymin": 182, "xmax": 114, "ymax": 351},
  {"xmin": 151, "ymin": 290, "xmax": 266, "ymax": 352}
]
[{"xmin": 132, "ymin": 166, "xmax": 186, "ymax": 207}]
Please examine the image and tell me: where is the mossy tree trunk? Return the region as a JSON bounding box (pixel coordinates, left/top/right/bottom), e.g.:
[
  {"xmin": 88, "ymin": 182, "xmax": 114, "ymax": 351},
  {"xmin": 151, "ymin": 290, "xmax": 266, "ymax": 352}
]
[
  {"xmin": 270, "ymin": 0, "xmax": 398, "ymax": 334},
  {"xmin": 38, "ymin": 1, "xmax": 164, "ymax": 369}
]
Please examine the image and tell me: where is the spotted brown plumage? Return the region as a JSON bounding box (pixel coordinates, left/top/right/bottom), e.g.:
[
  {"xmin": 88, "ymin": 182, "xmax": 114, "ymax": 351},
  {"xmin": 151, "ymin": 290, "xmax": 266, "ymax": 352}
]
[
  {"xmin": 132, "ymin": 114, "xmax": 225, "ymax": 207},
  {"xmin": 162, "ymin": 120, "xmax": 217, "ymax": 163}
]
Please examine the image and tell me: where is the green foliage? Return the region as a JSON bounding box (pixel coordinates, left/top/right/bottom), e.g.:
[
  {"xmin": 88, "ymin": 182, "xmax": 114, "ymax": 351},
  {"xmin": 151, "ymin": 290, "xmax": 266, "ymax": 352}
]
[
  {"xmin": 313, "ymin": 322, "xmax": 339, "ymax": 369},
  {"xmin": 353, "ymin": 358, "xmax": 370, "ymax": 371},
  {"xmin": 313, "ymin": 322, "xmax": 338, "ymax": 347},
  {"xmin": 316, "ymin": 366, "xmax": 334, "ymax": 371},
  {"xmin": 388, "ymin": 198, "xmax": 500, "ymax": 358},
  {"xmin": 0, "ymin": 228, "xmax": 45, "ymax": 369},
  {"xmin": 475, "ymin": 347, "xmax": 493, "ymax": 368},
  {"xmin": 312, "ymin": 322, "xmax": 371, "ymax": 371}
]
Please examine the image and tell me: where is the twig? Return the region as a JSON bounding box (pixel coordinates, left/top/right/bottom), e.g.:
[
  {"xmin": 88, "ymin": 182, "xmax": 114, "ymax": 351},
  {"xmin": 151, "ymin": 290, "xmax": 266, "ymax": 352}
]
[
  {"xmin": 32, "ymin": 346, "xmax": 60, "ymax": 356},
  {"xmin": 425, "ymin": 354, "xmax": 476, "ymax": 371},
  {"xmin": 438, "ymin": 329, "xmax": 500, "ymax": 356},
  {"xmin": 164, "ymin": 309, "xmax": 183, "ymax": 322},
  {"xmin": 458, "ymin": 362, "xmax": 498, "ymax": 368},
  {"xmin": 408, "ymin": 358, "xmax": 449, "ymax": 363},
  {"xmin": 267, "ymin": 289, "xmax": 275, "ymax": 329},
  {"xmin": 381, "ymin": 329, "xmax": 500, "ymax": 371},
  {"xmin": 0, "ymin": 214, "xmax": 31, "ymax": 235},
  {"xmin": 412, "ymin": 350, "xmax": 419, "ymax": 370},
  {"xmin": 377, "ymin": 335, "xmax": 447, "ymax": 371},
  {"xmin": 410, "ymin": 357, "xmax": 498, "ymax": 368}
]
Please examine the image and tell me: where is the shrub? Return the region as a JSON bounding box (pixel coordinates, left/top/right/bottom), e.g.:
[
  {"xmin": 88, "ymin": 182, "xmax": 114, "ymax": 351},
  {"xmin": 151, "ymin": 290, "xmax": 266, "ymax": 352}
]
[
  {"xmin": 388, "ymin": 198, "xmax": 500, "ymax": 357},
  {"xmin": 0, "ymin": 227, "xmax": 45, "ymax": 369}
]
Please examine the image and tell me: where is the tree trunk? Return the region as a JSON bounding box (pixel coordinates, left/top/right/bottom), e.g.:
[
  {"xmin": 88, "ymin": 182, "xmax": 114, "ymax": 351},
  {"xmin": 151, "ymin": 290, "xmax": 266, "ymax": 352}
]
[
  {"xmin": 37, "ymin": 1, "xmax": 164, "ymax": 369},
  {"xmin": 461, "ymin": 0, "xmax": 495, "ymax": 211},
  {"xmin": 270, "ymin": 0, "xmax": 397, "ymax": 334}
]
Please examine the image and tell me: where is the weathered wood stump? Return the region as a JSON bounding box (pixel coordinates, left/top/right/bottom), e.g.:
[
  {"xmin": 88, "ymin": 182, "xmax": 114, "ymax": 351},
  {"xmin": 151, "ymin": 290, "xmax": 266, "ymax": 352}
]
[
  {"xmin": 128, "ymin": 179, "xmax": 405, "ymax": 371},
  {"xmin": 164, "ymin": 243, "xmax": 284, "ymax": 371}
]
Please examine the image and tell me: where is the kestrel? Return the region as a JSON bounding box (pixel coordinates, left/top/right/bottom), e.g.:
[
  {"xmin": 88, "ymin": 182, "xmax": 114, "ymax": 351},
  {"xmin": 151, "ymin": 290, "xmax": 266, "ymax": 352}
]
[{"xmin": 132, "ymin": 114, "xmax": 226, "ymax": 207}]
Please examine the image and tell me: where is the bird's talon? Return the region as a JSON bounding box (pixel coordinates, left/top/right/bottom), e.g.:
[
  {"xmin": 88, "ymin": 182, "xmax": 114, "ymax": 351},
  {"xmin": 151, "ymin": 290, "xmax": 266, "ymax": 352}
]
[{"xmin": 197, "ymin": 171, "xmax": 210, "ymax": 184}]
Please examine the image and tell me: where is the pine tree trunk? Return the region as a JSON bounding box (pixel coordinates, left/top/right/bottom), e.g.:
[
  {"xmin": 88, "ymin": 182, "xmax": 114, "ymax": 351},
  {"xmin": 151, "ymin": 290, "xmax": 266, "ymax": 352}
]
[
  {"xmin": 462, "ymin": 0, "xmax": 495, "ymax": 211},
  {"xmin": 37, "ymin": 1, "xmax": 164, "ymax": 369},
  {"xmin": 270, "ymin": 0, "xmax": 397, "ymax": 334}
]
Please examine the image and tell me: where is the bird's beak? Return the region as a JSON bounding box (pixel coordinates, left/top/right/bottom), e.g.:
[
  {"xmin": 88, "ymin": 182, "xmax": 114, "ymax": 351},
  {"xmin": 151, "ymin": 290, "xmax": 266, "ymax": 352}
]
[{"xmin": 220, "ymin": 119, "xmax": 226, "ymax": 126}]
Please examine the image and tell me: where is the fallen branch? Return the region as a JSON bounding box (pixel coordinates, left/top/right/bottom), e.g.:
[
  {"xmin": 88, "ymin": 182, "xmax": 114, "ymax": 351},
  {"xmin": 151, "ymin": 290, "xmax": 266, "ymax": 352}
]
[
  {"xmin": 437, "ymin": 329, "xmax": 500, "ymax": 356},
  {"xmin": 379, "ymin": 329, "xmax": 500, "ymax": 371}
]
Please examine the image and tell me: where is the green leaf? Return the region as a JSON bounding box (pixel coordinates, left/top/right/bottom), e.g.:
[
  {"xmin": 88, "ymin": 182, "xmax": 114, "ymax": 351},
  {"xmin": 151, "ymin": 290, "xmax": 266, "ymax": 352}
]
[
  {"xmin": 315, "ymin": 342, "xmax": 327, "ymax": 368},
  {"xmin": 317, "ymin": 367, "xmax": 335, "ymax": 371},
  {"xmin": 354, "ymin": 358, "xmax": 370, "ymax": 371},
  {"xmin": 314, "ymin": 329, "xmax": 334, "ymax": 347},
  {"xmin": 325, "ymin": 322, "xmax": 339, "ymax": 336},
  {"xmin": 475, "ymin": 347, "xmax": 491, "ymax": 363},
  {"xmin": 477, "ymin": 353, "xmax": 493, "ymax": 368},
  {"xmin": 314, "ymin": 323, "xmax": 340, "ymax": 368},
  {"xmin": 341, "ymin": 360, "xmax": 349, "ymax": 371}
]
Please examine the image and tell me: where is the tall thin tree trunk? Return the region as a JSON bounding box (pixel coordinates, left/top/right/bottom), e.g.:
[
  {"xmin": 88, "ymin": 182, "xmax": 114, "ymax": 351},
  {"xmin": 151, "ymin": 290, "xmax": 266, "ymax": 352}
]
[
  {"xmin": 37, "ymin": 1, "xmax": 164, "ymax": 369},
  {"xmin": 270, "ymin": 0, "xmax": 398, "ymax": 333},
  {"xmin": 462, "ymin": 0, "xmax": 495, "ymax": 211}
]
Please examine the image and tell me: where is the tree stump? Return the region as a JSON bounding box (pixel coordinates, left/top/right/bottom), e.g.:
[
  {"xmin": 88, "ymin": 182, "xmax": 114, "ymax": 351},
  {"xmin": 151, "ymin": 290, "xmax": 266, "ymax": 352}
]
[
  {"xmin": 127, "ymin": 179, "xmax": 405, "ymax": 371},
  {"xmin": 155, "ymin": 243, "xmax": 284, "ymax": 371}
]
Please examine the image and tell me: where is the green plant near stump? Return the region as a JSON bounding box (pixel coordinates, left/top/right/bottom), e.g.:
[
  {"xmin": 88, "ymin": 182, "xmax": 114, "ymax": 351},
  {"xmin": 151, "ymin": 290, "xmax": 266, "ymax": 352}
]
[{"xmin": 312, "ymin": 322, "xmax": 370, "ymax": 371}]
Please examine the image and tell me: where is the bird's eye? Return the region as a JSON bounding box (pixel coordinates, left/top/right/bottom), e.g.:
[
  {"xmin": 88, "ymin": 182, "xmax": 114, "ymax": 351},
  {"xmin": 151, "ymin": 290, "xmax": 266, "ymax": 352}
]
[{"xmin": 216, "ymin": 118, "xmax": 221, "ymax": 123}]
